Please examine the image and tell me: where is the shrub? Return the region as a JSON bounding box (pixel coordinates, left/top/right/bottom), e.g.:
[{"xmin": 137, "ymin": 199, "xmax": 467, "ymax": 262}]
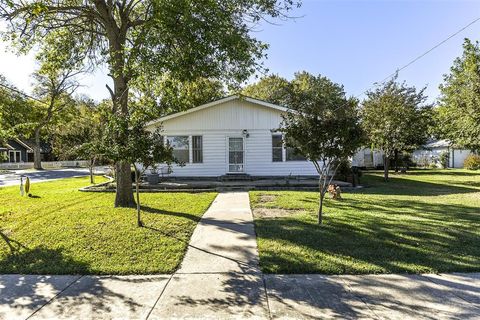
[
  {"xmin": 439, "ymin": 151, "xmax": 449, "ymax": 169},
  {"xmin": 464, "ymin": 154, "xmax": 480, "ymax": 170}
]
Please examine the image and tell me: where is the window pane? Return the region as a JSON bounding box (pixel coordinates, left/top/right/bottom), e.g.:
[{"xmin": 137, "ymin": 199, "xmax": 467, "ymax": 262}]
[
  {"xmin": 272, "ymin": 135, "xmax": 283, "ymax": 162},
  {"xmin": 272, "ymin": 135, "xmax": 283, "ymax": 148},
  {"xmin": 173, "ymin": 149, "xmax": 189, "ymax": 163},
  {"xmin": 286, "ymin": 147, "xmax": 307, "ymax": 161},
  {"xmin": 272, "ymin": 148, "xmax": 282, "ymax": 162},
  {"xmin": 192, "ymin": 136, "xmax": 203, "ymax": 163},
  {"xmin": 167, "ymin": 136, "xmax": 189, "ymax": 163}
]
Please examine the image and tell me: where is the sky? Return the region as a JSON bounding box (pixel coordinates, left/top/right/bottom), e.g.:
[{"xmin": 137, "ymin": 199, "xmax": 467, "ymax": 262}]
[{"xmin": 1, "ymin": 0, "xmax": 480, "ymax": 103}]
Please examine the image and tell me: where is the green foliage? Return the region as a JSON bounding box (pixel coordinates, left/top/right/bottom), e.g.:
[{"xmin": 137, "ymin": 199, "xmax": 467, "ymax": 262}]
[
  {"xmin": 439, "ymin": 151, "xmax": 449, "ymax": 169},
  {"xmin": 437, "ymin": 39, "xmax": 480, "ymax": 152},
  {"xmin": 242, "ymin": 74, "xmax": 293, "ymax": 106},
  {"xmin": 362, "ymin": 77, "xmax": 432, "ymax": 157},
  {"xmin": 130, "ymin": 75, "xmax": 226, "ymax": 120},
  {"xmin": 464, "ymin": 154, "xmax": 480, "ymax": 170},
  {"xmin": 280, "ymin": 72, "xmax": 363, "ymax": 223}
]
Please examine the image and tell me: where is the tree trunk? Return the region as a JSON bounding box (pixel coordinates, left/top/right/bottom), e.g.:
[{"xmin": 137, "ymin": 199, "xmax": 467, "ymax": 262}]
[
  {"xmin": 384, "ymin": 156, "xmax": 390, "ymax": 182},
  {"xmin": 33, "ymin": 128, "xmax": 42, "ymax": 170},
  {"xmin": 114, "ymin": 162, "xmax": 135, "ymax": 207},
  {"xmin": 394, "ymin": 150, "xmax": 399, "ymax": 173},
  {"xmin": 89, "ymin": 158, "xmax": 95, "ymax": 184},
  {"xmin": 318, "ymin": 189, "xmax": 324, "ymax": 225},
  {"xmin": 135, "ymin": 167, "xmax": 142, "ymax": 227}
]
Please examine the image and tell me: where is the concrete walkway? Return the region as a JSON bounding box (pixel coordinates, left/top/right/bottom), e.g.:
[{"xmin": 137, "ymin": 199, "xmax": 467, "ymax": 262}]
[{"xmin": 1, "ymin": 192, "xmax": 480, "ymax": 319}]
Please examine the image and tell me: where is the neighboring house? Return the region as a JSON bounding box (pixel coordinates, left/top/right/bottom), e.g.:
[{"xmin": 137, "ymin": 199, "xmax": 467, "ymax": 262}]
[
  {"xmin": 0, "ymin": 138, "xmax": 33, "ymax": 163},
  {"xmin": 412, "ymin": 139, "xmax": 473, "ymax": 168},
  {"xmin": 351, "ymin": 148, "xmax": 384, "ymax": 168},
  {"xmin": 0, "ymin": 138, "xmax": 54, "ymax": 163},
  {"xmin": 145, "ymin": 95, "xmax": 317, "ymax": 177}
]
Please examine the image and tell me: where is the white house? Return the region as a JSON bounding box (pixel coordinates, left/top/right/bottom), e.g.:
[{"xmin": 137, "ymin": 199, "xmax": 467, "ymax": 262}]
[
  {"xmin": 145, "ymin": 95, "xmax": 318, "ymax": 177},
  {"xmin": 412, "ymin": 139, "xmax": 473, "ymax": 168},
  {"xmin": 351, "ymin": 148, "xmax": 384, "ymax": 168}
]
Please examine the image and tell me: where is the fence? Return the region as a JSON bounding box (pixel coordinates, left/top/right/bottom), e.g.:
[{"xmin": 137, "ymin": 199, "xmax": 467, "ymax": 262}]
[{"xmin": 0, "ymin": 160, "xmax": 89, "ymax": 170}]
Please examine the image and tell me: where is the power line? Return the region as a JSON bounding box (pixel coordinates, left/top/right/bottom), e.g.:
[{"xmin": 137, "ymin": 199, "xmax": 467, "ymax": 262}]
[
  {"xmin": 0, "ymin": 82, "xmax": 47, "ymax": 105},
  {"xmin": 338, "ymin": 15, "xmax": 480, "ymax": 109}
]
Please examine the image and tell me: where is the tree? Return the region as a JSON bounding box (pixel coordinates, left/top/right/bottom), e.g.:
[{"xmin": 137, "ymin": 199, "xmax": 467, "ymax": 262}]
[
  {"xmin": 281, "ymin": 72, "xmax": 363, "ymax": 224},
  {"xmin": 0, "ymin": 75, "xmax": 34, "ymax": 142},
  {"xmin": 1, "ymin": 0, "xmax": 298, "ymax": 207},
  {"xmin": 98, "ymin": 115, "xmax": 174, "ymax": 226},
  {"xmin": 362, "ymin": 77, "xmax": 432, "ymax": 181},
  {"xmin": 242, "ymin": 74, "xmax": 293, "ymax": 106},
  {"xmin": 130, "ymin": 75, "xmax": 226, "ymax": 119},
  {"xmin": 437, "ymin": 39, "xmax": 480, "ymax": 153},
  {"xmin": 52, "ymin": 98, "xmax": 105, "ymax": 183},
  {"xmin": 30, "ymin": 32, "xmax": 83, "ymax": 169}
]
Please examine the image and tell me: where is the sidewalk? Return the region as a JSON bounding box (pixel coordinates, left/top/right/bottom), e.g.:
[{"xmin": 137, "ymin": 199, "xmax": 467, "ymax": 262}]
[{"xmin": 1, "ymin": 192, "xmax": 479, "ymax": 319}]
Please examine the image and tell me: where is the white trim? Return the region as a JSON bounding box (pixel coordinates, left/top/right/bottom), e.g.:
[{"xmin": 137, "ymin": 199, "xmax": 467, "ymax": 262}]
[
  {"xmin": 146, "ymin": 95, "xmax": 288, "ymax": 127},
  {"xmin": 14, "ymin": 139, "xmax": 34, "ymax": 151}
]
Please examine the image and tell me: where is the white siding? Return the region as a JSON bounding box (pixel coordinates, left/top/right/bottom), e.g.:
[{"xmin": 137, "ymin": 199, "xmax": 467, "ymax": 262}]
[{"xmin": 148, "ymin": 99, "xmax": 318, "ymax": 177}]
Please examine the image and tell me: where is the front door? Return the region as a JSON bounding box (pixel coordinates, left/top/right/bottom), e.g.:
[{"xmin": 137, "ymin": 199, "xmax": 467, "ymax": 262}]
[{"xmin": 228, "ymin": 137, "xmax": 244, "ymax": 173}]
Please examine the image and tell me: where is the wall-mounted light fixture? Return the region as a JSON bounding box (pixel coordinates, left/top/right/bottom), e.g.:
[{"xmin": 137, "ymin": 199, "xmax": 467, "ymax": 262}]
[{"xmin": 242, "ymin": 129, "xmax": 250, "ymax": 138}]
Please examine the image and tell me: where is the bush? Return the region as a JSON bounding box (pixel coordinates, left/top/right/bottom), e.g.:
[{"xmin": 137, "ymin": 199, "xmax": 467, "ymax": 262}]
[
  {"xmin": 464, "ymin": 154, "xmax": 480, "ymax": 170},
  {"xmin": 439, "ymin": 151, "xmax": 449, "ymax": 169}
]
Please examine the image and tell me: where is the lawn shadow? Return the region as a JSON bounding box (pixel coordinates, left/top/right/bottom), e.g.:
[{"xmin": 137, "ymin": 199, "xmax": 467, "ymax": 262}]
[
  {"xmin": 140, "ymin": 205, "xmax": 200, "ymax": 222},
  {"xmin": 358, "ymin": 174, "xmax": 480, "ymax": 196},
  {"xmin": 255, "ymin": 195, "xmax": 480, "ymax": 274},
  {"xmin": 0, "ymin": 238, "xmax": 159, "ymax": 318}
]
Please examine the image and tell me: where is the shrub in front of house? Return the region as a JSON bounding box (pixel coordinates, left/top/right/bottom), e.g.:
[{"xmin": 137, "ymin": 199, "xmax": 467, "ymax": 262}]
[{"xmin": 464, "ymin": 154, "xmax": 480, "ymax": 170}]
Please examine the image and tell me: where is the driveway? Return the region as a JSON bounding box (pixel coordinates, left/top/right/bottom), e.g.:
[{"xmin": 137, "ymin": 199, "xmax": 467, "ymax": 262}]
[
  {"xmin": 0, "ymin": 168, "xmax": 104, "ymax": 187},
  {"xmin": 1, "ymin": 192, "xmax": 479, "ymax": 319}
]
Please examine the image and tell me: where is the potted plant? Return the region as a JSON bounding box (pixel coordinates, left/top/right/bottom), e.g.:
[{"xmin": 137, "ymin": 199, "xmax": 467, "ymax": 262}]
[{"xmin": 146, "ymin": 164, "xmax": 160, "ymax": 185}]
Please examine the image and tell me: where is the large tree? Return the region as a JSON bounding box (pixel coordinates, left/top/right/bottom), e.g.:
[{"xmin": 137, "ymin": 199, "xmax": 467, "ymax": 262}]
[
  {"xmin": 362, "ymin": 77, "xmax": 432, "ymax": 181},
  {"xmin": 1, "ymin": 0, "xmax": 298, "ymax": 207},
  {"xmin": 242, "ymin": 74, "xmax": 293, "ymax": 106},
  {"xmin": 281, "ymin": 72, "xmax": 363, "ymax": 224},
  {"xmin": 436, "ymin": 39, "xmax": 480, "ymax": 153}
]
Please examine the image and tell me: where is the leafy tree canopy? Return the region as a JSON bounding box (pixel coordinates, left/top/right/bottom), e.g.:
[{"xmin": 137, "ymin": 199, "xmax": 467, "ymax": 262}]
[
  {"xmin": 242, "ymin": 74, "xmax": 293, "ymax": 106},
  {"xmin": 281, "ymin": 72, "xmax": 363, "ymax": 224},
  {"xmin": 437, "ymin": 38, "xmax": 480, "ymax": 152},
  {"xmin": 361, "ymin": 76, "xmax": 433, "ymax": 180}
]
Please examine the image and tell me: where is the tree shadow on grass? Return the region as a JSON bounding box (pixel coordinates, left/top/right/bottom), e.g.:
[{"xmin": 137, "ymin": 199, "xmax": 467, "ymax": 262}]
[
  {"xmin": 140, "ymin": 205, "xmax": 201, "ymax": 222},
  {"xmin": 0, "ymin": 235, "xmax": 163, "ymax": 318},
  {"xmin": 255, "ymin": 197, "xmax": 480, "ymax": 275},
  {"xmin": 358, "ymin": 175, "xmax": 479, "ymax": 196}
]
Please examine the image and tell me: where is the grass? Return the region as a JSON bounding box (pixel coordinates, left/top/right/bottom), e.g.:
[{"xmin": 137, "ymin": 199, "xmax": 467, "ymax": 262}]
[
  {"xmin": 0, "ymin": 177, "xmax": 216, "ymax": 274},
  {"xmin": 250, "ymin": 169, "xmax": 480, "ymax": 275}
]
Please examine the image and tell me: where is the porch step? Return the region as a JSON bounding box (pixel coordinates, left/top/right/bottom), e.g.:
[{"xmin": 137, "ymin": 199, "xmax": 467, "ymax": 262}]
[{"xmin": 219, "ymin": 174, "xmax": 252, "ymax": 182}]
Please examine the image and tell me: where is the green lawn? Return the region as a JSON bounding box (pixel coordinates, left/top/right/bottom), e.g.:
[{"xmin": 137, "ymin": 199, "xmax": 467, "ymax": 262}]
[
  {"xmin": 251, "ymin": 169, "xmax": 480, "ymax": 274},
  {"xmin": 0, "ymin": 177, "xmax": 216, "ymax": 274}
]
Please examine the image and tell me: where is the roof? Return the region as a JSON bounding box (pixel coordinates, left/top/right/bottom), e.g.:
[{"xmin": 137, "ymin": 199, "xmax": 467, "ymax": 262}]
[
  {"xmin": 424, "ymin": 139, "xmax": 451, "ymax": 149},
  {"xmin": 146, "ymin": 95, "xmax": 288, "ymax": 127}
]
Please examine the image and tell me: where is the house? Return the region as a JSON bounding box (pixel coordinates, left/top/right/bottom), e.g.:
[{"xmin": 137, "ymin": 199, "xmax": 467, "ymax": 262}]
[
  {"xmin": 351, "ymin": 148, "xmax": 384, "ymax": 168},
  {"xmin": 412, "ymin": 139, "xmax": 473, "ymax": 168},
  {"xmin": 0, "ymin": 138, "xmax": 33, "ymax": 163},
  {"xmin": 0, "ymin": 138, "xmax": 54, "ymax": 163},
  {"xmin": 145, "ymin": 95, "xmax": 317, "ymax": 177}
]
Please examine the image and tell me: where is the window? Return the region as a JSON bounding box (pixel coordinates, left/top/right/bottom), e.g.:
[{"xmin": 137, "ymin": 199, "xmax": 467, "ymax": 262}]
[
  {"xmin": 167, "ymin": 136, "xmax": 189, "ymax": 163},
  {"xmin": 286, "ymin": 147, "xmax": 307, "ymax": 161},
  {"xmin": 272, "ymin": 134, "xmax": 283, "ymax": 162},
  {"xmin": 192, "ymin": 136, "xmax": 203, "ymax": 163}
]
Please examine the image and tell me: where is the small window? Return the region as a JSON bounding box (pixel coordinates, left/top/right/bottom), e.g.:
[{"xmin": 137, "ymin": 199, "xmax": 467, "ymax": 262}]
[
  {"xmin": 272, "ymin": 135, "xmax": 283, "ymax": 162},
  {"xmin": 192, "ymin": 136, "xmax": 203, "ymax": 163},
  {"xmin": 286, "ymin": 147, "xmax": 307, "ymax": 161},
  {"xmin": 167, "ymin": 136, "xmax": 189, "ymax": 163}
]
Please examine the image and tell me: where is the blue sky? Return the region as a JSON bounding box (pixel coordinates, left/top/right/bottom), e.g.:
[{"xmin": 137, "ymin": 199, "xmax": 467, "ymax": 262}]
[{"xmin": 1, "ymin": 0, "xmax": 479, "ymax": 103}]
